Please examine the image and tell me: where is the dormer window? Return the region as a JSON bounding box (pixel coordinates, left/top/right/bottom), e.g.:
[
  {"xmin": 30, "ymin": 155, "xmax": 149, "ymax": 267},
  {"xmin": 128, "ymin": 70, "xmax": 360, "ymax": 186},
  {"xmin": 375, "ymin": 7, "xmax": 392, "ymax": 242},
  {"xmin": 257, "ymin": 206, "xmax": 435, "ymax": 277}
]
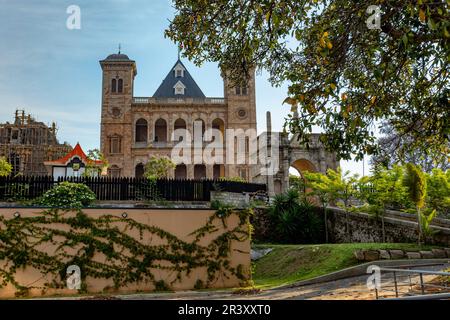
[
  {"xmin": 174, "ymin": 81, "xmax": 186, "ymax": 95},
  {"xmin": 173, "ymin": 63, "xmax": 185, "ymax": 78}
]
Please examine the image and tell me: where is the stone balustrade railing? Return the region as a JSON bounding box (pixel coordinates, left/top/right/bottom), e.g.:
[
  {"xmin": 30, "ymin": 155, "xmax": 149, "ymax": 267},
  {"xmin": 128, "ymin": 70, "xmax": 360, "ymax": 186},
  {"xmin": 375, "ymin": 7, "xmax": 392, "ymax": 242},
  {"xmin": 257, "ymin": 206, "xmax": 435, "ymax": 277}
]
[{"xmin": 133, "ymin": 97, "xmax": 226, "ymax": 105}]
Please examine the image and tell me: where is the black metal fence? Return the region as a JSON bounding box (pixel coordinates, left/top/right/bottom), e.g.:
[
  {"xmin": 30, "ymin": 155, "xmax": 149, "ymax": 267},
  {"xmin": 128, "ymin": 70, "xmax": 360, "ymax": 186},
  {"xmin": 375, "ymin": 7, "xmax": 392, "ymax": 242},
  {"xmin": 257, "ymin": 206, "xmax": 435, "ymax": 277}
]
[{"xmin": 0, "ymin": 176, "xmax": 267, "ymax": 202}]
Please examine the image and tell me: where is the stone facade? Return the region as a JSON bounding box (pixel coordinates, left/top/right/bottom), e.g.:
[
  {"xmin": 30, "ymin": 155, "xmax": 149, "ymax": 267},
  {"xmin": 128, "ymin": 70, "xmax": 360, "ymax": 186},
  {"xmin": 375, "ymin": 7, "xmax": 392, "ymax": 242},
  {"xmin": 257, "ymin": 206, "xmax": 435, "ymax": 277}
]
[
  {"xmin": 99, "ymin": 52, "xmax": 256, "ymax": 180},
  {"xmin": 0, "ymin": 110, "xmax": 71, "ymax": 176}
]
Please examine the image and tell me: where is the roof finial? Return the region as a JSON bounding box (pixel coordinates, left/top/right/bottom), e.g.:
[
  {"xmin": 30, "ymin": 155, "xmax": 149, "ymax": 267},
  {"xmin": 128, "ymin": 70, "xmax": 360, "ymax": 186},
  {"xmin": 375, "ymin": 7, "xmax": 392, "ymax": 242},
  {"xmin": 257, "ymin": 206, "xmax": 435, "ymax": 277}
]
[
  {"xmin": 118, "ymin": 43, "xmax": 121, "ymax": 54},
  {"xmin": 178, "ymin": 43, "xmax": 182, "ymax": 60}
]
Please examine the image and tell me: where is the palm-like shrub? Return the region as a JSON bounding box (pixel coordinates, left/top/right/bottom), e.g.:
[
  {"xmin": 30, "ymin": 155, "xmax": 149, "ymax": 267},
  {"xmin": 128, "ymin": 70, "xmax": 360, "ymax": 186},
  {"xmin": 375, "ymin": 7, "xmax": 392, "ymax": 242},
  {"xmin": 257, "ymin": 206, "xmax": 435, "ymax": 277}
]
[{"xmin": 268, "ymin": 189, "xmax": 323, "ymax": 244}]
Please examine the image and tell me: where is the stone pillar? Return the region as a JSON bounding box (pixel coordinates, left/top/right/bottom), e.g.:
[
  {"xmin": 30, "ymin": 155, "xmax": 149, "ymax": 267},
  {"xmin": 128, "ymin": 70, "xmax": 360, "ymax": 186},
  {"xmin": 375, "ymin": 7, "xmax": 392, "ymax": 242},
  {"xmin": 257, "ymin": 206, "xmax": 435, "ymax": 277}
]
[
  {"xmin": 265, "ymin": 112, "xmax": 276, "ymax": 198},
  {"xmin": 187, "ymin": 164, "xmax": 194, "ymax": 179},
  {"xmin": 206, "ymin": 165, "xmax": 214, "ymax": 179}
]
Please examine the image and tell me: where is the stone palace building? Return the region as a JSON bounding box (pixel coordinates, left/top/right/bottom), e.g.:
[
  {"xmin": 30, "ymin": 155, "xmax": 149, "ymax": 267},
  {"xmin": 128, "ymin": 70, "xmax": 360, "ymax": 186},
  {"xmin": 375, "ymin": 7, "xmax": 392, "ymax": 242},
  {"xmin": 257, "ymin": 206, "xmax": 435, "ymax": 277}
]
[{"xmin": 100, "ymin": 51, "xmax": 257, "ymax": 180}]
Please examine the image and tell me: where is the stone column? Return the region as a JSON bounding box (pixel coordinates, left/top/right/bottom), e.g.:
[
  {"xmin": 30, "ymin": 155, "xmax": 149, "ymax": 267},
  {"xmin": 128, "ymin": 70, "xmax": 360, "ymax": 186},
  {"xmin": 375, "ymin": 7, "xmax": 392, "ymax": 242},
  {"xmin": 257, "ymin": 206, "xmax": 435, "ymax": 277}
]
[
  {"xmin": 187, "ymin": 164, "xmax": 194, "ymax": 179},
  {"xmin": 206, "ymin": 165, "xmax": 214, "ymax": 179},
  {"xmin": 265, "ymin": 112, "xmax": 276, "ymax": 197}
]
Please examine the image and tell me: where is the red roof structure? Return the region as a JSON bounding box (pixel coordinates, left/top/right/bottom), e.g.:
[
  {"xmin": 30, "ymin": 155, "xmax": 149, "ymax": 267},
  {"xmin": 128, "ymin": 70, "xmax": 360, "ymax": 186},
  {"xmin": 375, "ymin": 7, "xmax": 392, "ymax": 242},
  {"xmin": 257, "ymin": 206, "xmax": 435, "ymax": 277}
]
[{"xmin": 45, "ymin": 143, "xmax": 103, "ymax": 166}]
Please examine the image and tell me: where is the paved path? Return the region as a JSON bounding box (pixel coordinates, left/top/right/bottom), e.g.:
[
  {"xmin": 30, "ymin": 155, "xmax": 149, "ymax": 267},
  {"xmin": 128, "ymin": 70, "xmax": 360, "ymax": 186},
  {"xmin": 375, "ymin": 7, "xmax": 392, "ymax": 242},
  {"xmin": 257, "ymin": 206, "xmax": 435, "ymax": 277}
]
[
  {"xmin": 33, "ymin": 263, "xmax": 449, "ymax": 300},
  {"xmin": 112, "ymin": 263, "xmax": 450, "ymax": 300}
]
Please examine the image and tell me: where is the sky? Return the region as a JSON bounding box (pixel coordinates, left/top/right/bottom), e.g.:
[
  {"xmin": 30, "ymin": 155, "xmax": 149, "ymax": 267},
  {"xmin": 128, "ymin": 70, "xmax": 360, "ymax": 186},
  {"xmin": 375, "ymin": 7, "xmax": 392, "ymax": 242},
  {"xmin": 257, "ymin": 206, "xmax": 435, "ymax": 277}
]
[{"xmin": 0, "ymin": 0, "xmax": 370, "ymax": 176}]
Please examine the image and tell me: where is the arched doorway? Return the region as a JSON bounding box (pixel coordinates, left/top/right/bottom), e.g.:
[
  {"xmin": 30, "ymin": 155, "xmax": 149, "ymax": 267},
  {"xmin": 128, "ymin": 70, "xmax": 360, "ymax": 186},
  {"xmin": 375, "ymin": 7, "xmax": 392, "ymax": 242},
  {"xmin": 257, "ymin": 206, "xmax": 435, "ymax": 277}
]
[
  {"xmin": 194, "ymin": 164, "xmax": 206, "ymax": 180},
  {"xmin": 213, "ymin": 164, "xmax": 224, "ymax": 179},
  {"xmin": 135, "ymin": 163, "xmax": 145, "ymax": 178},
  {"xmin": 289, "ymin": 158, "xmax": 318, "ymax": 194},
  {"xmin": 175, "ymin": 164, "xmax": 187, "ymax": 179},
  {"xmin": 291, "ymin": 158, "xmax": 318, "ymax": 175}
]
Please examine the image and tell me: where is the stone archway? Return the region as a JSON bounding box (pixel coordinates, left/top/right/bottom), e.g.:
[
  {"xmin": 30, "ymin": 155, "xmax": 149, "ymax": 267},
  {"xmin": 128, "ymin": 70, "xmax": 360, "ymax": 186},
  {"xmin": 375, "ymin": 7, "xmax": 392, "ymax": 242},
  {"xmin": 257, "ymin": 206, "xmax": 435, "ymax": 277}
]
[
  {"xmin": 290, "ymin": 158, "xmax": 318, "ymax": 177},
  {"xmin": 250, "ymin": 113, "xmax": 340, "ymax": 197}
]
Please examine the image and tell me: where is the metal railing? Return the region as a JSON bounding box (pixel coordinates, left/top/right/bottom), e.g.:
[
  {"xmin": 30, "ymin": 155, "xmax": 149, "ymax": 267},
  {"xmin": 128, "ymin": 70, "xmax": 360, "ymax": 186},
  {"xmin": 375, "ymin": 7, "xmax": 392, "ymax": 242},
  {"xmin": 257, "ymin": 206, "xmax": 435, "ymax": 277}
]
[{"xmin": 373, "ymin": 265, "xmax": 450, "ymax": 300}]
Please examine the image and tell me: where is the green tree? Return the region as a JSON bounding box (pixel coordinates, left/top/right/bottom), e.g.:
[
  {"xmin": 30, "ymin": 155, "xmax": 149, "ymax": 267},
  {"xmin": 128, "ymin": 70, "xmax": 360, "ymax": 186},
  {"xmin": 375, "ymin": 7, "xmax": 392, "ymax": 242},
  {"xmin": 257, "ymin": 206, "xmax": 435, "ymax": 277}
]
[
  {"xmin": 325, "ymin": 167, "xmax": 359, "ymax": 241},
  {"xmin": 0, "ymin": 157, "xmax": 12, "ymax": 177},
  {"xmin": 144, "ymin": 156, "xmax": 176, "ymax": 179},
  {"xmin": 403, "ymin": 163, "xmax": 427, "ymax": 245},
  {"xmin": 166, "ymin": 0, "xmax": 449, "ymax": 162},
  {"xmin": 362, "ymin": 165, "xmax": 409, "ymax": 242},
  {"xmin": 303, "ymin": 171, "xmax": 332, "ymax": 243},
  {"xmin": 83, "ymin": 149, "xmax": 109, "ymax": 177},
  {"xmin": 426, "ymin": 168, "xmax": 450, "ymax": 217}
]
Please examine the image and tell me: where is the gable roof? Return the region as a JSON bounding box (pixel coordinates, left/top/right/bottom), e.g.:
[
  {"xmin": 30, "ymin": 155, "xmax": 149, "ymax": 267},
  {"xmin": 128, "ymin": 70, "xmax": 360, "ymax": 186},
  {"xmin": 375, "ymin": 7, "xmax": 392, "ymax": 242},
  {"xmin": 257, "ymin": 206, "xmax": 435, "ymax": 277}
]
[
  {"xmin": 153, "ymin": 60, "xmax": 206, "ymax": 98},
  {"xmin": 45, "ymin": 143, "xmax": 103, "ymax": 166}
]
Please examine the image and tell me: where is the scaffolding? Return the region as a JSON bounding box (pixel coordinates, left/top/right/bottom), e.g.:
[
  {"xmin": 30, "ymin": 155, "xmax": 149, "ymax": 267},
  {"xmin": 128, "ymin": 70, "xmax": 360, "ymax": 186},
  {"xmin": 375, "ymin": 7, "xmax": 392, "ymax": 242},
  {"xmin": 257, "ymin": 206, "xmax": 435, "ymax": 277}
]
[{"xmin": 0, "ymin": 110, "xmax": 71, "ymax": 176}]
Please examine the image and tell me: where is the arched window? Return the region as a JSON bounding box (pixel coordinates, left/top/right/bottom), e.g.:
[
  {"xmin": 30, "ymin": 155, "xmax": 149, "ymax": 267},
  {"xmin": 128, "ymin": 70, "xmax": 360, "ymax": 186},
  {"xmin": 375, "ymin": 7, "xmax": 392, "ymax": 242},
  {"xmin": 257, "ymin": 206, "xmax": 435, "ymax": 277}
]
[
  {"xmin": 175, "ymin": 164, "xmax": 187, "ymax": 179},
  {"xmin": 118, "ymin": 79, "xmax": 123, "ymax": 93},
  {"xmin": 135, "ymin": 119, "xmax": 148, "ymax": 143},
  {"xmin": 194, "ymin": 164, "xmax": 206, "ymax": 180},
  {"xmin": 111, "ymin": 79, "xmax": 117, "ymax": 93},
  {"xmin": 235, "ymin": 85, "xmax": 248, "ymax": 95},
  {"xmin": 174, "ymin": 118, "xmax": 187, "ymax": 142},
  {"xmin": 154, "ymin": 118, "xmax": 167, "ymax": 142},
  {"xmin": 213, "ymin": 164, "xmax": 224, "ymax": 179},
  {"xmin": 212, "ymin": 118, "xmax": 225, "ymax": 143},
  {"xmin": 135, "ymin": 163, "xmax": 145, "ymax": 178}
]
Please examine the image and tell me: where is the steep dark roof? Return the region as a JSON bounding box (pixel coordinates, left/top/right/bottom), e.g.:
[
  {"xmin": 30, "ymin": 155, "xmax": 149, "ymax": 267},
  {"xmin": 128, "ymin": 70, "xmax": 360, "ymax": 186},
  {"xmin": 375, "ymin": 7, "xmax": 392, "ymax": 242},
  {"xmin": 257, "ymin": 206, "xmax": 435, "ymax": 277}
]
[{"xmin": 153, "ymin": 60, "xmax": 205, "ymax": 98}]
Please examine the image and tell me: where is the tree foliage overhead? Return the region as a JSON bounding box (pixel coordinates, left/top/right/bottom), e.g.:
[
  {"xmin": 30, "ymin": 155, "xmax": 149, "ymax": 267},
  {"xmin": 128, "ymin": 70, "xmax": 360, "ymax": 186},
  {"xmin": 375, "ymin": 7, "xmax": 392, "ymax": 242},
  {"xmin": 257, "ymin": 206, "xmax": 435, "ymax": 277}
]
[{"xmin": 166, "ymin": 0, "xmax": 450, "ymax": 161}]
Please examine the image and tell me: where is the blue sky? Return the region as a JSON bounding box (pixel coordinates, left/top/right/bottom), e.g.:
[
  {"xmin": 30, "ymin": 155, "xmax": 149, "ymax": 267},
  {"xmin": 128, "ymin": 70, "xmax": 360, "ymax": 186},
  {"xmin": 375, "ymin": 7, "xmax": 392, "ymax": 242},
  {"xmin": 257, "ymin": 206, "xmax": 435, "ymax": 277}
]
[{"xmin": 0, "ymin": 0, "xmax": 370, "ymax": 176}]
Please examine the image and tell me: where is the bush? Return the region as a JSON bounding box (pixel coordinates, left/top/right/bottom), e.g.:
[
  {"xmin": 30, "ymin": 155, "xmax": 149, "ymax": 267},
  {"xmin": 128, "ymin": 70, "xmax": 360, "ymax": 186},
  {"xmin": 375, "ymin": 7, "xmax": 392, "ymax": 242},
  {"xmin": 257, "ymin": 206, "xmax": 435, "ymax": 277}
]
[
  {"xmin": 266, "ymin": 189, "xmax": 324, "ymax": 244},
  {"xmin": 36, "ymin": 182, "xmax": 96, "ymax": 208},
  {"xmin": 0, "ymin": 157, "xmax": 12, "ymax": 177}
]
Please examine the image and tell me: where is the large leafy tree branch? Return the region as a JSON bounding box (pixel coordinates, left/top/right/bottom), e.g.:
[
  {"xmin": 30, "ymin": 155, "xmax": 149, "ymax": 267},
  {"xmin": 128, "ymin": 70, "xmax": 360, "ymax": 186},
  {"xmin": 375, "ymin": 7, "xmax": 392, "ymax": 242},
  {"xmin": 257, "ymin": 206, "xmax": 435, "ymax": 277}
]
[{"xmin": 166, "ymin": 0, "xmax": 449, "ymax": 161}]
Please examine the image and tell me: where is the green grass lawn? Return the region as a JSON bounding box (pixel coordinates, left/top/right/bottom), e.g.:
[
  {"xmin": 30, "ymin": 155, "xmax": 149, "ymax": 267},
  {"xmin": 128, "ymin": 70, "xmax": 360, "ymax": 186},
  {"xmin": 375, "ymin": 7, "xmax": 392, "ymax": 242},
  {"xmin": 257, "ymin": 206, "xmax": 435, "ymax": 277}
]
[{"xmin": 252, "ymin": 243, "xmax": 440, "ymax": 289}]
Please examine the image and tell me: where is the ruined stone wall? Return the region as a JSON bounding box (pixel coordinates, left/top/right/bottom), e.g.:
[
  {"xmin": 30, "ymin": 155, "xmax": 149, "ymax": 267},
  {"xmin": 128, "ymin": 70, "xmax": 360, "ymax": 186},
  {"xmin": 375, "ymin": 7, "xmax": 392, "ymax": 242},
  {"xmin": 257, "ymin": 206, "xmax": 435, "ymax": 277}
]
[{"xmin": 327, "ymin": 208, "xmax": 450, "ymax": 246}]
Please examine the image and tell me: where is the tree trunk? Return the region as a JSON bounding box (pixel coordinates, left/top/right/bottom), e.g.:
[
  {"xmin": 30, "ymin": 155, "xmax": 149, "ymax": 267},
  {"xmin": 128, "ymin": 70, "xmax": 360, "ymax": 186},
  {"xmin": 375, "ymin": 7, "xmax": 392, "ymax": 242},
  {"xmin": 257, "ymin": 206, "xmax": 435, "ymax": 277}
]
[{"xmin": 381, "ymin": 215, "xmax": 386, "ymax": 243}]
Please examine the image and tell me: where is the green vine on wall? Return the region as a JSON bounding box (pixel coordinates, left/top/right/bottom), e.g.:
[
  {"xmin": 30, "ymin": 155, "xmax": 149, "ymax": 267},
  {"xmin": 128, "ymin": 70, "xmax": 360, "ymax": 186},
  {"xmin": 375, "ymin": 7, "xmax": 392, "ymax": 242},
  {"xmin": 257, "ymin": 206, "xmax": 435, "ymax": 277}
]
[{"xmin": 0, "ymin": 205, "xmax": 253, "ymax": 297}]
